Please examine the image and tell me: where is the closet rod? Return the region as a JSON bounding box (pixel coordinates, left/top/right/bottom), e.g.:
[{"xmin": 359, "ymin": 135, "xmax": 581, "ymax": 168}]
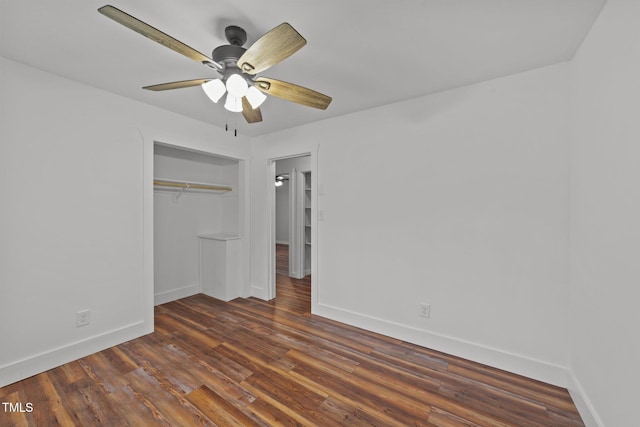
[{"xmin": 154, "ymin": 179, "xmax": 232, "ymax": 192}]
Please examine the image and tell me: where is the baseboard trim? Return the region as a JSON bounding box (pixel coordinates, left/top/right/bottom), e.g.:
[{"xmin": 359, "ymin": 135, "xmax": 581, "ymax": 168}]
[
  {"xmin": 0, "ymin": 321, "xmax": 151, "ymax": 388},
  {"xmin": 314, "ymin": 302, "xmax": 568, "ymax": 387},
  {"xmin": 154, "ymin": 283, "xmax": 201, "ymax": 306},
  {"xmin": 567, "ymin": 370, "xmax": 604, "ymax": 427},
  {"xmin": 251, "ymin": 285, "xmax": 270, "ymax": 300},
  {"xmin": 275, "ymin": 241, "xmax": 289, "ymax": 245}
]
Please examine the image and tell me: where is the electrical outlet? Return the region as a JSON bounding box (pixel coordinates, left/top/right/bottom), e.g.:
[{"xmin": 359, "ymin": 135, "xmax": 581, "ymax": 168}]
[
  {"xmin": 76, "ymin": 310, "xmax": 91, "ymax": 327},
  {"xmin": 419, "ymin": 303, "xmax": 430, "ymax": 318}
]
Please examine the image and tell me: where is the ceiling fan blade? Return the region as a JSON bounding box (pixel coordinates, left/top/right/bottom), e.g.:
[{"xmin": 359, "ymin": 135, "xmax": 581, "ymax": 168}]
[
  {"xmin": 254, "ymin": 77, "xmax": 332, "ymax": 110},
  {"xmin": 98, "ymin": 5, "xmax": 216, "ymax": 66},
  {"xmin": 242, "ymin": 97, "xmax": 263, "ymax": 123},
  {"xmin": 237, "ymin": 23, "xmax": 306, "ymax": 75},
  {"xmin": 143, "ymin": 79, "xmax": 212, "ymax": 91}
]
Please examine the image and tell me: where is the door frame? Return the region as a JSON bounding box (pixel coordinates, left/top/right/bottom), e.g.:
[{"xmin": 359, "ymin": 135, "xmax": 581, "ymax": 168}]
[
  {"xmin": 142, "ymin": 128, "xmax": 251, "ymax": 331},
  {"xmin": 267, "ymin": 153, "xmax": 314, "ymax": 300},
  {"xmin": 288, "ymin": 167, "xmax": 305, "ymax": 279}
]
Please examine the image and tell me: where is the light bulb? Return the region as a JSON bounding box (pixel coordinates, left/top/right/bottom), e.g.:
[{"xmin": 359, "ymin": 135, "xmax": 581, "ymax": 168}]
[
  {"xmin": 201, "ymin": 79, "xmax": 226, "ymax": 103},
  {"xmin": 225, "ymin": 74, "xmax": 248, "ymax": 98},
  {"xmin": 246, "ymin": 86, "xmax": 267, "ymax": 109},
  {"xmin": 275, "ymin": 180, "xmax": 283, "ymax": 187},
  {"xmin": 224, "ymin": 94, "xmax": 243, "ymax": 113}
]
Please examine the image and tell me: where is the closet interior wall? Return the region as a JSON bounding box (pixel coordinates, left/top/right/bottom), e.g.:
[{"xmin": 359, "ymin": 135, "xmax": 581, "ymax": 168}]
[
  {"xmin": 153, "ymin": 144, "xmax": 239, "ymax": 305},
  {"xmin": 275, "ymin": 156, "xmax": 311, "ymax": 246}
]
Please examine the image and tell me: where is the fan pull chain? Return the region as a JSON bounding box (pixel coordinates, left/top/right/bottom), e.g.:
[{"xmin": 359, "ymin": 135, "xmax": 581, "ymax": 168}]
[
  {"xmin": 224, "ymin": 112, "xmax": 238, "ymax": 138},
  {"xmin": 224, "ymin": 122, "xmax": 238, "ymax": 137}
]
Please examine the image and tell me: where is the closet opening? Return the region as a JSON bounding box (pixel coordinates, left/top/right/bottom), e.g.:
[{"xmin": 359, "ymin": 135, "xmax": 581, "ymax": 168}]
[
  {"xmin": 153, "ymin": 143, "xmax": 242, "ymax": 305},
  {"xmin": 270, "ymin": 155, "xmax": 312, "ymax": 314}
]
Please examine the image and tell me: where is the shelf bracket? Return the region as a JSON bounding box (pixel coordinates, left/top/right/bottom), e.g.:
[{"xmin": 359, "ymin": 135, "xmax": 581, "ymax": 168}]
[{"xmin": 173, "ymin": 183, "xmax": 190, "ymax": 203}]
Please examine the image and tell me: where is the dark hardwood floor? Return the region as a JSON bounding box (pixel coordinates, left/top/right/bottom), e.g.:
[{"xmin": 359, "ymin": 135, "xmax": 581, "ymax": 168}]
[
  {"xmin": 276, "ymin": 243, "xmax": 290, "ymax": 276},
  {"xmin": 274, "ymin": 244, "xmax": 311, "ymax": 316},
  {"xmin": 0, "ymin": 245, "xmax": 583, "ymax": 426}
]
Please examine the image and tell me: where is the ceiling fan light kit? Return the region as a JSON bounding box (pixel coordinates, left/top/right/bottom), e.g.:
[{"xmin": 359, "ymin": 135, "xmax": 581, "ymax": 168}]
[
  {"xmin": 246, "ymin": 86, "xmax": 267, "ymax": 109},
  {"xmin": 225, "ymin": 74, "xmax": 248, "ymax": 98},
  {"xmin": 202, "ymin": 79, "xmax": 226, "ymax": 103},
  {"xmin": 275, "ymin": 174, "xmax": 290, "ymax": 187},
  {"xmin": 97, "ymin": 5, "xmax": 332, "ymax": 130},
  {"xmin": 224, "ymin": 95, "xmax": 244, "ymax": 113}
]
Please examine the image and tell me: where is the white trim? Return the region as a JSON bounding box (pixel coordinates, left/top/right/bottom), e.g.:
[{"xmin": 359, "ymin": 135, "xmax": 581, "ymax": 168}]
[
  {"xmin": 310, "ymin": 147, "xmax": 319, "ymax": 312},
  {"xmin": 141, "ymin": 128, "xmax": 253, "ymax": 304},
  {"xmin": 288, "ymin": 167, "xmax": 302, "ymax": 278},
  {"xmin": 141, "ymin": 130, "xmax": 155, "ymax": 334},
  {"xmin": 314, "ymin": 302, "xmax": 568, "ymax": 387},
  {"xmin": 267, "ymin": 160, "xmax": 277, "ymax": 300},
  {"xmin": 266, "ymin": 152, "xmax": 315, "ymax": 301},
  {"xmin": 154, "ymin": 283, "xmax": 201, "ymax": 306},
  {"xmin": 0, "ymin": 321, "xmax": 150, "ymax": 388},
  {"xmin": 567, "ymin": 370, "xmax": 605, "ymax": 427},
  {"xmin": 251, "ymin": 285, "xmax": 269, "ymax": 300},
  {"xmin": 275, "ymin": 241, "xmax": 290, "ymax": 245}
]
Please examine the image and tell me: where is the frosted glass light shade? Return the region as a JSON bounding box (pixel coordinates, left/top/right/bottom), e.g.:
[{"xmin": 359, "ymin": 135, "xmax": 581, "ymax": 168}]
[
  {"xmin": 225, "ymin": 74, "xmax": 248, "ymax": 97},
  {"xmin": 202, "ymin": 79, "xmax": 226, "ymax": 103},
  {"xmin": 246, "ymin": 86, "xmax": 267, "ymax": 109},
  {"xmin": 224, "ymin": 94, "xmax": 243, "ymax": 113}
]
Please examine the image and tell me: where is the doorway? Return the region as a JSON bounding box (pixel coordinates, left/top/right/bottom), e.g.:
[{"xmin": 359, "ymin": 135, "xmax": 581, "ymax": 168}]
[
  {"xmin": 152, "ymin": 143, "xmax": 242, "ymax": 305},
  {"xmin": 272, "ymin": 155, "xmax": 312, "ymax": 313}
]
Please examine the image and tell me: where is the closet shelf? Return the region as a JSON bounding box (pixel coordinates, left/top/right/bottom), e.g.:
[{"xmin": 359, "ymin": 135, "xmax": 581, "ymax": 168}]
[{"xmin": 154, "ymin": 178, "xmax": 232, "ymax": 193}]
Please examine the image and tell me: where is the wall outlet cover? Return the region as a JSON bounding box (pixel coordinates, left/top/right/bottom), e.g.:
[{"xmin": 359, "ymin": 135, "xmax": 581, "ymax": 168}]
[
  {"xmin": 420, "ymin": 303, "xmax": 431, "ymax": 318},
  {"xmin": 76, "ymin": 310, "xmax": 91, "ymax": 327}
]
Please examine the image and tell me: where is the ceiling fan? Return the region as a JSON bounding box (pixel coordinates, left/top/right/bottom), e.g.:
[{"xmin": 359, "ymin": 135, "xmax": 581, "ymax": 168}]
[{"xmin": 98, "ymin": 5, "xmax": 332, "ymax": 124}]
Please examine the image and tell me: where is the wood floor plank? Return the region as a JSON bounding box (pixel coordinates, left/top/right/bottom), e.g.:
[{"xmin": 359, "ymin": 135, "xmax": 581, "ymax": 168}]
[
  {"xmin": 186, "ymin": 385, "xmax": 266, "ymax": 427},
  {"xmin": 242, "ymin": 371, "xmax": 332, "ymax": 426},
  {"xmin": 245, "ymin": 396, "xmax": 304, "ymax": 427},
  {"xmin": 0, "ymin": 246, "xmax": 584, "ymax": 426},
  {"xmin": 121, "ymin": 337, "xmax": 202, "ymax": 395},
  {"xmin": 428, "ymin": 406, "xmax": 481, "ymax": 427},
  {"xmin": 124, "ymin": 367, "xmax": 213, "ymax": 426},
  {"xmin": 119, "ymin": 382, "xmax": 177, "ymax": 426},
  {"xmin": 287, "ymin": 350, "xmax": 434, "ymax": 426},
  {"xmin": 318, "ymin": 395, "xmax": 411, "ymax": 427},
  {"xmin": 166, "ymin": 331, "xmax": 253, "ymax": 384}
]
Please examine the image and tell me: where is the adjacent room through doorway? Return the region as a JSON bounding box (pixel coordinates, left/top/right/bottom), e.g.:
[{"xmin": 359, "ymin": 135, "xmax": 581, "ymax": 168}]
[{"xmin": 273, "ymin": 155, "xmax": 312, "ymax": 313}]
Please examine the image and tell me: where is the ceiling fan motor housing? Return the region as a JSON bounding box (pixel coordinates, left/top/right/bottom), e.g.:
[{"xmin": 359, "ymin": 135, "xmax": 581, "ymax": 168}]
[
  {"xmin": 224, "ymin": 25, "xmax": 247, "ymax": 46},
  {"xmin": 212, "ymin": 26, "xmax": 250, "ymax": 73},
  {"xmin": 213, "ymin": 44, "xmax": 246, "ymax": 67}
]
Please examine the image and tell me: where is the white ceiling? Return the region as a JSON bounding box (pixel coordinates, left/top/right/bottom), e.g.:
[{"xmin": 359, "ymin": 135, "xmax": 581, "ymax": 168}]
[{"xmin": 1, "ymin": 0, "xmax": 604, "ymax": 137}]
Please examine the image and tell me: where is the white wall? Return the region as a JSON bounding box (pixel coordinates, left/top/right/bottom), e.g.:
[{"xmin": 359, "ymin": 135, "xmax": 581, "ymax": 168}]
[
  {"xmin": 568, "ymin": 0, "xmax": 640, "ymax": 425},
  {"xmin": 0, "ymin": 56, "xmax": 251, "ymax": 387},
  {"xmin": 275, "ymin": 156, "xmax": 311, "ymax": 244},
  {"xmin": 153, "ymin": 145, "xmax": 239, "ymax": 305},
  {"xmin": 275, "ymin": 179, "xmax": 291, "ymax": 244},
  {"xmin": 251, "ymin": 63, "xmax": 571, "ymax": 385},
  {"xmin": 220, "ymin": 162, "xmax": 241, "ymax": 235}
]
